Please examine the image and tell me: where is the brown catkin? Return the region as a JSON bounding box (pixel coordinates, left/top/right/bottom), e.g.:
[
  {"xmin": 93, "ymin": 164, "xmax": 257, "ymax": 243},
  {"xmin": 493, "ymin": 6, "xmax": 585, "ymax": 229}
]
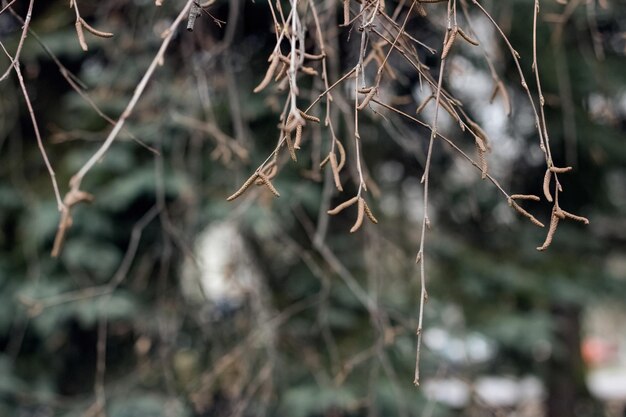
[
  {"xmin": 299, "ymin": 110, "xmax": 320, "ymax": 123},
  {"xmin": 253, "ymin": 54, "xmax": 279, "ymax": 93},
  {"xmin": 328, "ymin": 196, "xmax": 359, "ymax": 215},
  {"xmin": 557, "ymin": 208, "xmax": 590, "ymax": 224},
  {"xmin": 227, "ymin": 173, "xmax": 259, "ymax": 201},
  {"xmin": 477, "ymin": 143, "xmax": 487, "ymax": 179},
  {"xmin": 79, "ymin": 18, "xmax": 114, "ymax": 38},
  {"xmin": 304, "ymin": 52, "xmax": 325, "ymax": 60},
  {"xmin": 537, "ymin": 211, "xmax": 560, "ymax": 251},
  {"xmin": 508, "ymin": 199, "xmax": 545, "ymax": 228},
  {"xmin": 257, "ymin": 173, "xmax": 280, "ymax": 197},
  {"xmin": 510, "ymin": 194, "xmax": 541, "ymax": 202},
  {"xmin": 274, "ymin": 63, "xmax": 287, "ymax": 81},
  {"xmin": 329, "ymin": 153, "xmax": 343, "ymax": 191},
  {"xmin": 336, "ymin": 139, "xmax": 346, "ymax": 171},
  {"xmin": 261, "ymin": 161, "xmax": 278, "ymax": 180},
  {"xmin": 294, "ymin": 124, "xmax": 303, "ymax": 149},
  {"xmin": 301, "ymin": 66, "xmax": 318, "ymax": 76},
  {"xmin": 549, "ymin": 166, "xmax": 573, "ymax": 174},
  {"xmin": 543, "ymin": 168, "xmax": 553, "ymax": 202},
  {"xmin": 284, "ymin": 132, "xmax": 297, "ymax": 162},
  {"xmin": 350, "ymin": 198, "xmax": 365, "ymax": 233},
  {"xmin": 363, "ymin": 201, "xmax": 378, "ymax": 224},
  {"xmin": 357, "ymin": 88, "xmax": 377, "ymax": 111},
  {"xmin": 75, "ymin": 21, "xmax": 88, "ymax": 51},
  {"xmin": 457, "ymin": 28, "xmax": 479, "ymax": 46},
  {"xmin": 442, "ymin": 27, "xmax": 458, "ymax": 59}
]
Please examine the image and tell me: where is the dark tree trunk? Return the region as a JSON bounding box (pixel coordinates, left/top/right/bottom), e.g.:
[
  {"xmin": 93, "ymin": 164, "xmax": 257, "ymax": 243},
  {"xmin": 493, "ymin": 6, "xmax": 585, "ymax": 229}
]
[{"xmin": 546, "ymin": 303, "xmax": 601, "ymax": 417}]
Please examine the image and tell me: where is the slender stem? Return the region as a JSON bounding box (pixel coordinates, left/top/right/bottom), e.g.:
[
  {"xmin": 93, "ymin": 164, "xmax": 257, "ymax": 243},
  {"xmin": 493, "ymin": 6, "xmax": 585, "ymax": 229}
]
[{"xmin": 69, "ymin": 0, "xmax": 195, "ymax": 192}]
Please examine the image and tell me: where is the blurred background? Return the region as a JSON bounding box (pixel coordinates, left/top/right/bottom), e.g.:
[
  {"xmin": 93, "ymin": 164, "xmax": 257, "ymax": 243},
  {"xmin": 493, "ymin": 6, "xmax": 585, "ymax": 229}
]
[{"xmin": 0, "ymin": 0, "xmax": 625, "ymax": 416}]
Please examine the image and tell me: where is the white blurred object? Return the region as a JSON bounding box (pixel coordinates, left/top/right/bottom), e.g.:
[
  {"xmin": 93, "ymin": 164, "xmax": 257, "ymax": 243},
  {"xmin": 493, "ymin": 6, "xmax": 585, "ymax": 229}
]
[
  {"xmin": 475, "ymin": 376, "xmax": 544, "ymax": 407},
  {"xmin": 423, "ymin": 327, "xmax": 495, "ymax": 364},
  {"xmin": 423, "ymin": 378, "xmax": 470, "ymax": 409},
  {"xmin": 587, "ymin": 367, "xmax": 626, "ymax": 401},
  {"xmin": 424, "ymin": 375, "xmax": 544, "ymax": 409},
  {"xmin": 181, "ymin": 221, "xmax": 265, "ymax": 318}
]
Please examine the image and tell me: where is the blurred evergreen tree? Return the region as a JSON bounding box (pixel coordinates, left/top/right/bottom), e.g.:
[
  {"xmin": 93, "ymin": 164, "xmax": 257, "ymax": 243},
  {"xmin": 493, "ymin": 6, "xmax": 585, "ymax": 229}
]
[{"xmin": 0, "ymin": 1, "xmax": 624, "ymax": 417}]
